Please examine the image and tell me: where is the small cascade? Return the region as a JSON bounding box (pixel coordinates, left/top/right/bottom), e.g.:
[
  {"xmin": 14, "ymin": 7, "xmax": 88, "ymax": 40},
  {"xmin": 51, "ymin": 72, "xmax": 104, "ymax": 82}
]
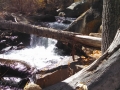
[
  {"xmin": 30, "ymin": 35, "xmax": 57, "ymax": 48},
  {"xmin": 30, "ymin": 35, "xmax": 50, "ymax": 48}
]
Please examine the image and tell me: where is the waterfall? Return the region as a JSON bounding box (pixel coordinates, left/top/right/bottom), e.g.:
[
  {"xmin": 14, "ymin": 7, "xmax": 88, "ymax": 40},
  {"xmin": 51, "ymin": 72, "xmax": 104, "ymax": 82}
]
[
  {"xmin": 0, "ymin": 35, "xmax": 69, "ymax": 69},
  {"xmin": 30, "ymin": 35, "xmax": 56, "ymax": 48}
]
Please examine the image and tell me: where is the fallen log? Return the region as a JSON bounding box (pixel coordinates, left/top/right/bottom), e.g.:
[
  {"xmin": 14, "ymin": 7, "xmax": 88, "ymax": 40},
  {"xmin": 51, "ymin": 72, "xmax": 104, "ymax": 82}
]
[
  {"xmin": 43, "ymin": 29, "xmax": 120, "ymax": 90},
  {"xmin": 0, "ymin": 20, "xmax": 101, "ymax": 48}
]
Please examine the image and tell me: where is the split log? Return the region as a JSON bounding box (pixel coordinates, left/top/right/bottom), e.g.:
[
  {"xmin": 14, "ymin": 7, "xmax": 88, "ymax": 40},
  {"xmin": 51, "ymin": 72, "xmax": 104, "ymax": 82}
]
[
  {"xmin": 43, "ymin": 29, "xmax": 120, "ymax": 90},
  {"xmin": 0, "ymin": 20, "xmax": 101, "ymax": 48}
]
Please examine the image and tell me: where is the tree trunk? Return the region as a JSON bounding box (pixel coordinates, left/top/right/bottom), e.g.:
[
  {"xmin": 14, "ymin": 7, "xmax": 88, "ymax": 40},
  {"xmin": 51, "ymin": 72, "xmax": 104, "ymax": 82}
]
[
  {"xmin": 43, "ymin": 29, "xmax": 120, "ymax": 90},
  {"xmin": 102, "ymin": 0, "xmax": 120, "ymax": 53},
  {"xmin": 0, "ymin": 20, "xmax": 101, "ymax": 48}
]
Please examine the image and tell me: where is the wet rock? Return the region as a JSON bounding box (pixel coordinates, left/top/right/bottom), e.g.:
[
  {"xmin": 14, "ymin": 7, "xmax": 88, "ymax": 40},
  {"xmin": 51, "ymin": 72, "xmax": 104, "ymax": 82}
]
[{"xmin": 0, "ymin": 31, "xmax": 30, "ymax": 53}]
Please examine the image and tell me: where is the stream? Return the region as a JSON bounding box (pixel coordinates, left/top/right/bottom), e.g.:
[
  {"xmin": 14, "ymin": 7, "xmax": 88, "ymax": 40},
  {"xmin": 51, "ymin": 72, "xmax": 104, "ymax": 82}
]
[{"xmin": 0, "ymin": 16, "xmax": 76, "ymax": 70}]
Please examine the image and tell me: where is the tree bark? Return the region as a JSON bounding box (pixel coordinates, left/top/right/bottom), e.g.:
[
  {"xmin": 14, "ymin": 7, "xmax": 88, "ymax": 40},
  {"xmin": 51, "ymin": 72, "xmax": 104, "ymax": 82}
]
[
  {"xmin": 102, "ymin": 0, "xmax": 120, "ymax": 53},
  {"xmin": 43, "ymin": 29, "xmax": 120, "ymax": 90},
  {"xmin": 0, "ymin": 20, "xmax": 101, "ymax": 48}
]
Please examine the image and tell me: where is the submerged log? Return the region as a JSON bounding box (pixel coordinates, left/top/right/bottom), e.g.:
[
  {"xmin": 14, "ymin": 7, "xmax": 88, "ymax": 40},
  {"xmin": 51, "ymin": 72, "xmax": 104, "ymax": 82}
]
[
  {"xmin": 43, "ymin": 29, "xmax": 120, "ymax": 90},
  {"xmin": 0, "ymin": 20, "xmax": 101, "ymax": 48}
]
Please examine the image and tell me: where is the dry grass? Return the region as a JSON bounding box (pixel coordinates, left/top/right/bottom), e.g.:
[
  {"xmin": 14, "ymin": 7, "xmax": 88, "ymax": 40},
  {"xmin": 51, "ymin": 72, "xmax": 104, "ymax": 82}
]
[{"xmin": 0, "ymin": 0, "xmax": 73, "ymax": 15}]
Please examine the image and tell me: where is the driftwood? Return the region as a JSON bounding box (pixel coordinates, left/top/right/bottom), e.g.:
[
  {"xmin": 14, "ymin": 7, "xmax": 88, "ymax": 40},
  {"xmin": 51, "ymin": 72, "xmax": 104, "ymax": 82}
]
[
  {"xmin": 0, "ymin": 20, "xmax": 101, "ymax": 48},
  {"xmin": 43, "ymin": 29, "xmax": 120, "ymax": 90}
]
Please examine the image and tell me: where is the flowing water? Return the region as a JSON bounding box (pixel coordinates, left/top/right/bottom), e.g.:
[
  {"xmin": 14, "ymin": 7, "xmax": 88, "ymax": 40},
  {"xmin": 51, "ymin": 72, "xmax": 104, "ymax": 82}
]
[{"xmin": 0, "ymin": 17, "xmax": 75, "ymax": 69}]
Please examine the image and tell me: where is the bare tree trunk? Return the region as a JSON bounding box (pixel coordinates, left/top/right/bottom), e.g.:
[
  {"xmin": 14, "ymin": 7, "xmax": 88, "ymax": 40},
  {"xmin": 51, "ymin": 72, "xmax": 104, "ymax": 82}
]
[
  {"xmin": 0, "ymin": 20, "xmax": 101, "ymax": 48},
  {"xmin": 102, "ymin": 0, "xmax": 120, "ymax": 53},
  {"xmin": 43, "ymin": 29, "xmax": 120, "ymax": 90}
]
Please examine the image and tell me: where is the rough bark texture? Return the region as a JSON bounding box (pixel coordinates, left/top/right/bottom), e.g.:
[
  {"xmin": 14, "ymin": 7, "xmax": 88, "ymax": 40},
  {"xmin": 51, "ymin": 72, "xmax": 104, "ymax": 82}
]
[
  {"xmin": 43, "ymin": 29, "xmax": 120, "ymax": 90},
  {"xmin": 102, "ymin": 0, "xmax": 120, "ymax": 53},
  {"xmin": 0, "ymin": 20, "xmax": 101, "ymax": 48}
]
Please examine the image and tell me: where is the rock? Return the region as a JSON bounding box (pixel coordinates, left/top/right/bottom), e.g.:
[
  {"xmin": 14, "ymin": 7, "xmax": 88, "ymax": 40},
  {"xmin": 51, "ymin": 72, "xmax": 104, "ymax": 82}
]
[
  {"xmin": 24, "ymin": 83, "xmax": 42, "ymax": 90},
  {"xmin": 36, "ymin": 60, "xmax": 83, "ymax": 88},
  {"xmin": 58, "ymin": 12, "xmax": 66, "ymax": 17},
  {"xmin": 58, "ymin": 1, "xmax": 90, "ymax": 17},
  {"xmin": 76, "ymin": 83, "xmax": 88, "ymax": 90}
]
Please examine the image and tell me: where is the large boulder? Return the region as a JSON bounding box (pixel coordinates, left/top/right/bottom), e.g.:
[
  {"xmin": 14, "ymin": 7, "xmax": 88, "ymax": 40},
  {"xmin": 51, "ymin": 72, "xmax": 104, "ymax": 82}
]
[{"xmin": 58, "ymin": 1, "xmax": 90, "ymax": 18}]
